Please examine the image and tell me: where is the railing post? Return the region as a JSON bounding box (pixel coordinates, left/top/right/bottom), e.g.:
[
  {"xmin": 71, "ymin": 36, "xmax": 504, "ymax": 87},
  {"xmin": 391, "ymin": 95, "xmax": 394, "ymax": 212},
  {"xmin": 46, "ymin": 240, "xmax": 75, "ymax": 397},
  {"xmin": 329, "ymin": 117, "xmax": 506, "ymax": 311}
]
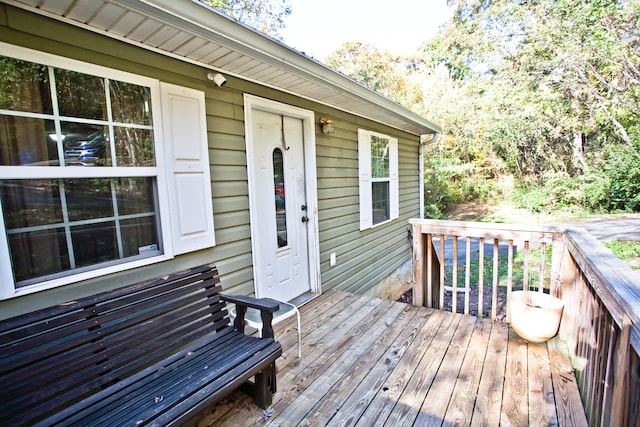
[
  {"xmin": 412, "ymin": 221, "xmax": 425, "ymax": 307},
  {"xmin": 610, "ymin": 315, "xmax": 632, "ymax": 426},
  {"xmin": 558, "ymin": 234, "xmax": 577, "ymax": 344}
]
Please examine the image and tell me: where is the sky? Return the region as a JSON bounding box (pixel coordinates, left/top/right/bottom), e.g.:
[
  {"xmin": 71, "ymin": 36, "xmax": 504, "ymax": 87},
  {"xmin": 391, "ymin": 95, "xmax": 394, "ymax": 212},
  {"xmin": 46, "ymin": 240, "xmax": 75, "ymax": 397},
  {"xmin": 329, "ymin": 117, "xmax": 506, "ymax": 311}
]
[{"xmin": 280, "ymin": 0, "xmax": 455, "ymax": 61}]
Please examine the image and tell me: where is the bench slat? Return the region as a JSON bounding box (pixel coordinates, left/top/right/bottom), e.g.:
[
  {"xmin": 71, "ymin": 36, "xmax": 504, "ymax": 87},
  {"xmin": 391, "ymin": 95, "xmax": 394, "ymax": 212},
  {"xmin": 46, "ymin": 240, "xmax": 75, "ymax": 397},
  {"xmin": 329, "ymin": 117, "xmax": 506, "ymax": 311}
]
[
  {"xmin": 0, "ymin": 264, "xmax": 218, "ymax": 334},
  {"xmin": 60, "ymin": 335, "xmax": 278, "ymax": 426}
]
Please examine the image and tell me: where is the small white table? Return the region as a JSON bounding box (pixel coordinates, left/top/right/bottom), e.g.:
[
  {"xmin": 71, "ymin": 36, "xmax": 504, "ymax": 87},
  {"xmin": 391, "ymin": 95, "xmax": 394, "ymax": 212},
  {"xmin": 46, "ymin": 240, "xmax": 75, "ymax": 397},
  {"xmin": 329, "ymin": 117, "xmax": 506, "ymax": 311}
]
[{"xmin": 230, "ymin": 300, "xmax": 301, "ymax": 358}]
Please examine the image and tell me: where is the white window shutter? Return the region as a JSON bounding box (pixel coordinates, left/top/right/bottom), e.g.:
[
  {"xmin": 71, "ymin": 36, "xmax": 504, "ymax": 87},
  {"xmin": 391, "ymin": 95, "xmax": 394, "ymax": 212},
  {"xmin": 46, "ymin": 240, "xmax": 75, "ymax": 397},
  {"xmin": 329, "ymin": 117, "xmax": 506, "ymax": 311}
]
[
  {"xmin": 390, "ymin": 137, "xmax": 399, "ymax": 220},
  {"xmin": 358, "ymin": 129, "xmax": 372, "ymax": 230},
  {"xmin": 160, "ymin": 83, "xmax": 215, "ymax": 255}
]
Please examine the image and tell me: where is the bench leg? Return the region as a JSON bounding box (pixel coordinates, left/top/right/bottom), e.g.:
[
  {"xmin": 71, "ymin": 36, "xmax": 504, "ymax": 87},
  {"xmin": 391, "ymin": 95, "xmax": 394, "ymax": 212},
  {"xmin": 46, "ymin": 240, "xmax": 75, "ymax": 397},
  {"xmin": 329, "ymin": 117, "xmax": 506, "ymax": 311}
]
[{"xmin": 253, "ymin": 363, "xmax": 277, "ymax": 409}]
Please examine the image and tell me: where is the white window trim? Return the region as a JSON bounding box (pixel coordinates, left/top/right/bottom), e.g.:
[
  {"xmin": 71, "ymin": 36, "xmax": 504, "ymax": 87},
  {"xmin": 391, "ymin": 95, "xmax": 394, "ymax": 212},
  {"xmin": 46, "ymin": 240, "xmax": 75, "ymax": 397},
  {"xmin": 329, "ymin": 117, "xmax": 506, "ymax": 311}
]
[
  {"xmin": 0, "ymin": 43, "xmax": 214, "ymax": 299},
  {"xmin": 358, "ymin": 129, "xmax": 399, "ymax": 230}
]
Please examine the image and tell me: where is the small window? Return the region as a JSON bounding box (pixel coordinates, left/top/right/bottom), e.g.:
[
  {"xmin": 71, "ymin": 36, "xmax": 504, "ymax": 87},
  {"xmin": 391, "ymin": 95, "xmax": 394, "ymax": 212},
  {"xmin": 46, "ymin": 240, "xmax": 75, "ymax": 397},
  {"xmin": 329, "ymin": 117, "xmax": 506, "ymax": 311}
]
[
  {"xmin": 358, "ymin": 129, "xmax": 399, "ymax": 230},
  {"xmin": 273, "ymin": 148, "xmax": 287, "ymax": 248}
]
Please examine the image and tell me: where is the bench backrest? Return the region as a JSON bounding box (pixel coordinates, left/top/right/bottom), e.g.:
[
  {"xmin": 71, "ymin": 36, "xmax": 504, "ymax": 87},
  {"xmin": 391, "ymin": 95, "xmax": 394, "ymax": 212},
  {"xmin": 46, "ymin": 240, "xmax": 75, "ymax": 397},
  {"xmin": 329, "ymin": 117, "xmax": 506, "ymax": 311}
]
[{"xmin": 0, "ymin": 263, "xmax": 227, "ymax": 425}]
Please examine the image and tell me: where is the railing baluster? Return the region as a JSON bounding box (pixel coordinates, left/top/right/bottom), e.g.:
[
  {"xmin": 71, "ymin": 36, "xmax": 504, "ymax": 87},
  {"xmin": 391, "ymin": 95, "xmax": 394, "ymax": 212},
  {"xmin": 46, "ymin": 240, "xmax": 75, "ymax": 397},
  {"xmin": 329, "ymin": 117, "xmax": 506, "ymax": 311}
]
[
  {"xmin": 452, "ymin": 235, "xmax": 458, "ymax": 314},
  {"xmin": 611, "ymin": 315, "xmax": 632, "ymax": 426},
  {"xmin": 492, "ymin": 238, "xmax": 499, "ymax": 319},
  {"xmin": 439, "ymin": 235, "xmax": 445, "ymax": 310},
  {"xmin": 507, "ymin": 239, "xmax": 513, "ymax": 323},
  {"xmin": 523, "ymin": 240, "xmax": 530, "ymax": 291},
  {"xmin": 465, "ymin": 237, "xmax": 471, "ymax": 315},
  {"xmin": 411, "ymin": 222, "xmax": 424, "ymax": 307},
  {"xmin": 478, "ymin": 237, "xmax": 484, "ymax": 319},
  {"xmin": 426, "ymin": 233, "xmax": 433, "ymax": 308},
  {"xmin": 539, "ymin": 241, "xmax": 546, "ymax": 293}
]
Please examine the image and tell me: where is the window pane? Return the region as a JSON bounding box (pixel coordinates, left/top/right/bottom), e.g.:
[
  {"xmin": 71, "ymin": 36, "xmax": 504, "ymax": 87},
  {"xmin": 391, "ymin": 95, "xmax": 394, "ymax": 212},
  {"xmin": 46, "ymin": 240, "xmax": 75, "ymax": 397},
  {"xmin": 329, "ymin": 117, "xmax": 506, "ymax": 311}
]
[
  {"xmin": 121, "ymin": 217, "xmax": 159, "ymax": 257},
  {"xmin": 273, "ymin": 148, "xmax": 287, "ymax": 248},
  {"xmin": 116, "ymin": 177, "xmax": 155, "ymax": 215},
  {"xmin": 372, "ymin": 181, "xmax": 390, "ymax": 224},
  {"xmin": 64, "ymin": 178, "xmax": 114, "ymax": 221},
  {"xmin": 371, "ymin": 135, "xmax": 390, "ymax": 178},
  {"xmin": 110, "ymin": 80, "xmax": 152, "ymax": 125},
  {"xmin": 61, "ymin": 122, "xmax": 110, "ymax": 166},
  {"xmin": 0, "ymin": 117, "xmax": 58, "ymax": 165},
  {"xmin": 9, "ymin": 228, "xmax": 70, "ymax": 284},
  {"xmin": 54, "ymin": 68, "xmax": 107, "ymax": 120},
  {"xmin": 71, "ymin": 222, "xmax": 118, "ymax": 267},
  {"xmin": 0, "ymin": 180, "xmax": 62, "ymax": 228},
  {"xmin": 0, "ymin": 56, "xmax": 52, "ymax": 114},
  {"xmin": 114, "ymin": 127, "xmax": 155, "ymax": 166}
]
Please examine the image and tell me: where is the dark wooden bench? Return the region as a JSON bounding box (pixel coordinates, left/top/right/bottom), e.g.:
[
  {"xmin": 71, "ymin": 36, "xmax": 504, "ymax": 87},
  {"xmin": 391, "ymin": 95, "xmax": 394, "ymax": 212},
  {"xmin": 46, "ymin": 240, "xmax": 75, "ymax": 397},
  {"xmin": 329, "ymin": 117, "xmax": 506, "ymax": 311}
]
[{"xmin": 0, "ymin": 263, "xmax": 282, "ymax": 426}]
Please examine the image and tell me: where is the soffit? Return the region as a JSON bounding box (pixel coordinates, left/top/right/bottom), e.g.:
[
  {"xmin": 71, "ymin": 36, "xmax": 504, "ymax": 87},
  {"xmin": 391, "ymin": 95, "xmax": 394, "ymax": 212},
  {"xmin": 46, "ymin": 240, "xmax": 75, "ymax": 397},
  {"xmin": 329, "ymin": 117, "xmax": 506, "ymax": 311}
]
[{"xmin": 6, "ymin": 0, "xmax": 442, "ymax": 136}]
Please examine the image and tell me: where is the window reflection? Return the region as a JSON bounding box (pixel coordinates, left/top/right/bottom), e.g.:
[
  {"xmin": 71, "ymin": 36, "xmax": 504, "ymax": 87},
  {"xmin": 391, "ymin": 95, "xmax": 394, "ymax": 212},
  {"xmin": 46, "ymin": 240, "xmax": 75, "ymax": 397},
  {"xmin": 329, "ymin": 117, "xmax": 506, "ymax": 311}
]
[
  {"xmin": 110, "ymin": 80, "xmax": 152, "ymax": 125},
  {"xmin": 0, "ymin": 179, "xmax": 62, "ymax": 228},
  {"xmin": 54, "ymin": 68, "xmax": 107, "ymax": 121},
  {"xmin": 114, "ymin": 126, "xmax": 155, "ymax": 166},
  {"xmin": 60, "ymin": 122, "xmax": 109, "ymax": 166},
  {"xmin": 273, "ymin": 148, "xmax": 287, "ymax": 248},
  {"xmin": 371, "ymin": 135, "xmax": 390, "ymax": 178},
  {"xmin": 9, "ymin": 228, "xmax": 70, "ymax": 283},
  {"xmin": 0, "ymin": 56, "xmax": 154, "ymax": 168},
  {"xmin": 0, "ymin": 178, "xmax": 160, "ymax": 286},
  {"xmin": 0, "ymin": 117, "xmax": 57, "ymax": 166},
  {"xmin": 0, "ymin": 56, "xmax": 52, "ymax": 114},
  {"xmin": 372, "ymin": 181, "xmax": 390, "ymax": 224},
  {"xmin": 371, "ymin": 135, "xmax": 391, "ymax": 224}
]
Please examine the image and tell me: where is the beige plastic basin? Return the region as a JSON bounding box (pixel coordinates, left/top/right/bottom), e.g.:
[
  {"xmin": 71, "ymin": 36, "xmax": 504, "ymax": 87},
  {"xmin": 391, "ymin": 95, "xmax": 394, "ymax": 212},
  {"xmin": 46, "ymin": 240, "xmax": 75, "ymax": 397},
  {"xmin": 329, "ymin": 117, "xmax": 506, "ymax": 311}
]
[{"xmin": 509, "ymin": 290, "xmax": 564, "ymax": 343}]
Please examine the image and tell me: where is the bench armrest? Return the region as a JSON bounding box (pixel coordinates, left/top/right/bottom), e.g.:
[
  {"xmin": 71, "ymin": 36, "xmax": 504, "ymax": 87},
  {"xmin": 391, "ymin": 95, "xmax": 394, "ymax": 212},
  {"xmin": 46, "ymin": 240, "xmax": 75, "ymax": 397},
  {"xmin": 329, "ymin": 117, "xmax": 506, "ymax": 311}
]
[{"xmin": 221, "ymin": 294, "xmax": 280, "ymax": 338}]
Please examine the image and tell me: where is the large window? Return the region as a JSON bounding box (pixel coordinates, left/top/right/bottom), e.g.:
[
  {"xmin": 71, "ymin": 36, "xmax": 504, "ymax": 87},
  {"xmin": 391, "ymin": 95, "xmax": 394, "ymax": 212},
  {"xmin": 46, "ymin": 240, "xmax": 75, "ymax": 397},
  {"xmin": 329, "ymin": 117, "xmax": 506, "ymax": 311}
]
[
  {"xmin": 0, "ymin": 45, "xmax": 214, "ymax": 298},
  {"xmin": 358, "ymin": 129, "xmax": 399, "ymax": 229}
]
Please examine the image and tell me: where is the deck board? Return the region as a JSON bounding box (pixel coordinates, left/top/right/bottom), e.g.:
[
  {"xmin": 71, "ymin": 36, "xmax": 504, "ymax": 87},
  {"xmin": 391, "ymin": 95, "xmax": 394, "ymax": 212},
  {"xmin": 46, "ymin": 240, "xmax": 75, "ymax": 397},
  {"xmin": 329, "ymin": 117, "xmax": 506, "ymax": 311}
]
[{"xmin": 197, "ymin": 291, "xmax": 586, "ymax": 427}]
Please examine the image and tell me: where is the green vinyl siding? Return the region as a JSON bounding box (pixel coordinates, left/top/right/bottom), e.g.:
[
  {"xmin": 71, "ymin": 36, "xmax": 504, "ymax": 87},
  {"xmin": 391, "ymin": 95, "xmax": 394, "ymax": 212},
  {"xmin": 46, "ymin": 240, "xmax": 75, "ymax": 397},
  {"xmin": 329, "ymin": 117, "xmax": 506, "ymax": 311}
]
[
  {"xmin": 0, "ymin": 3, "xmax": 422, "ymax": 318},
  {"xmin": 314, "ymin": 119, "xmax": 419, "ymax": 294}
]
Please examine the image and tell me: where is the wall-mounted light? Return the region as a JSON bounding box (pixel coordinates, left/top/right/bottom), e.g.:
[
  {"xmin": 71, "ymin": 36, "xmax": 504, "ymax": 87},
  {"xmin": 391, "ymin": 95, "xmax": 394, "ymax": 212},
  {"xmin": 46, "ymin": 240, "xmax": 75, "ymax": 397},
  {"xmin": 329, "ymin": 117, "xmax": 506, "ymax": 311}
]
[
  {"xmin": 207, "ymin": 72, "xmax": 227, "ymax": 87},
  {"xmin": 319, "ymin": 117, "xmax": 334, "ymax": 134}
]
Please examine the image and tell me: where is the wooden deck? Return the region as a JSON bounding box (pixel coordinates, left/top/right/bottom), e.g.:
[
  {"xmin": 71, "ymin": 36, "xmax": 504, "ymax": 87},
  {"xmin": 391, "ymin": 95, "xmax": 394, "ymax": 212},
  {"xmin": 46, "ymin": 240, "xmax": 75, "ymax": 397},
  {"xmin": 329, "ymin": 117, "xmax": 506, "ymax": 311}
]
[{"xmin": 198, "ymin": 290, "xmax": 587, "ymax": 426}]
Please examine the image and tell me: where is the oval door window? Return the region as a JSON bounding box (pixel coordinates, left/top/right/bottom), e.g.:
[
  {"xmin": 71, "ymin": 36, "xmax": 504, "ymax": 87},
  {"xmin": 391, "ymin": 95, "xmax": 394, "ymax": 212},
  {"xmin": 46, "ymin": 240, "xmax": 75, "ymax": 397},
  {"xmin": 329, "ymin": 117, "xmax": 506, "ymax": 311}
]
[{"xmin": 273, "ymin": 148, "xmax": 287, "ymax": 248}]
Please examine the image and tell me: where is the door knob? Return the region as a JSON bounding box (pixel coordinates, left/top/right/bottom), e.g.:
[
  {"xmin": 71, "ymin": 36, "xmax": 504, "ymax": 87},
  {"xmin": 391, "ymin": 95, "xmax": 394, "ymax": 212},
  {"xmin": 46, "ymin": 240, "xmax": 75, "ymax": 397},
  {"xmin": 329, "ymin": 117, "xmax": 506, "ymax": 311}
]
[{"xmin": 301, "ymin": 216, "xmax": 309, "ymax": 223}]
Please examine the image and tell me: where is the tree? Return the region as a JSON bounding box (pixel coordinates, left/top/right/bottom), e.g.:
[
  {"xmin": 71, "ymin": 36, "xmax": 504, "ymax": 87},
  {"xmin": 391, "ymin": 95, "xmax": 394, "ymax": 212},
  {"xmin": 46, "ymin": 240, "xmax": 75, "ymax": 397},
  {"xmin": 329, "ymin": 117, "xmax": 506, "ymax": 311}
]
[
  {"xmin": 202, "ymin": 0, "xmax": 291, "ymax": 38},
  {"xmin": 325, "ymin": 42, "xmax": 425, "ymax": 111},
  {"xmin": 416, "ymin": 0, "xmax": 640, "ymax": 212}
]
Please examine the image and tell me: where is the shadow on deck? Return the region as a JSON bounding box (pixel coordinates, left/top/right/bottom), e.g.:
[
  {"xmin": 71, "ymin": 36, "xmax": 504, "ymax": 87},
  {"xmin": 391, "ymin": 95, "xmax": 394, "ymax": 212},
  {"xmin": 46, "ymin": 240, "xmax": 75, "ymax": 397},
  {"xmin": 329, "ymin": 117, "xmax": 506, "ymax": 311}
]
[{"xmin": 198, "ymin": 290, "xmax": 586, "ymax": 426}]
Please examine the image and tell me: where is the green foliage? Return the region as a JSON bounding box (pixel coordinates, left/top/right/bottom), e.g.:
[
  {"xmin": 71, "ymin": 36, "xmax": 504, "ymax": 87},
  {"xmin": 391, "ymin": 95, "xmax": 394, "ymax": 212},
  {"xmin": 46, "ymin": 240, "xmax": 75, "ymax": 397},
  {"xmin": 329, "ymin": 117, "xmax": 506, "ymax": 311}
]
[
  {"xmin": 606, "ymin": 146, "xmax": 640, "ymax": 211},
  {"xmin": 603, "ymin": 241, "xmax": 640, "ymax": 270},
  {"xmin": 325, "ymin": 42, "xmax": 424, "ymax": 108},
  {"xmin": 201, "ymin": 0, "xmax": 291, "ymax": 38},
  {"xmin": 423, "ymin": 148, "xmax": 500, "ymax": 217}
]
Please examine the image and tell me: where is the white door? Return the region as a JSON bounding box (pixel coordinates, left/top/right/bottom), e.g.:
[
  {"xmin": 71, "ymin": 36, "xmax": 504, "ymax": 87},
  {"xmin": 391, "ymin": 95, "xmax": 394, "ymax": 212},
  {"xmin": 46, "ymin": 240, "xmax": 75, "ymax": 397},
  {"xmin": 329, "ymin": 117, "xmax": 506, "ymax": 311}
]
[{"xmin": 249, "ymin": 109, "xmax": 311, "ymax": 301}]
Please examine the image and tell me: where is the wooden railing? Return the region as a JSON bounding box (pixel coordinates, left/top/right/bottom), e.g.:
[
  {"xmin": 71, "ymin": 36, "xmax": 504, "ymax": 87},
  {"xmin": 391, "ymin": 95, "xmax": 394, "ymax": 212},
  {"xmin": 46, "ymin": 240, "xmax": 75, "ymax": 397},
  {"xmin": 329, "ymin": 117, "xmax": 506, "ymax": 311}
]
[{"xmin": 409, "ymin": 219, "xmax": 640, "ymax": 427}]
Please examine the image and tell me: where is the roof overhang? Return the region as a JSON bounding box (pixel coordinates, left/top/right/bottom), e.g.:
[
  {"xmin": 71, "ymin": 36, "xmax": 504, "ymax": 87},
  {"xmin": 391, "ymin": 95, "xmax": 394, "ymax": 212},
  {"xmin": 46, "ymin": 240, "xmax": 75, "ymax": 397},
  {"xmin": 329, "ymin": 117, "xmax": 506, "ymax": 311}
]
[{"xmin": 5, "ymin": 0, "xmax": 442, "ymax": 136}]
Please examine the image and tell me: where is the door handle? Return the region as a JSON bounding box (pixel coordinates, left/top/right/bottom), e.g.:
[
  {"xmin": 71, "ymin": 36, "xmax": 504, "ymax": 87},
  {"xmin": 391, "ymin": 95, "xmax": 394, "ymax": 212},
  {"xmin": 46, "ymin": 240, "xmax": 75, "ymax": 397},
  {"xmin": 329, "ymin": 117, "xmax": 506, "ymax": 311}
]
[{"xmin": 301, "ymin": 216, "xmax": 309, "ymax": 223}]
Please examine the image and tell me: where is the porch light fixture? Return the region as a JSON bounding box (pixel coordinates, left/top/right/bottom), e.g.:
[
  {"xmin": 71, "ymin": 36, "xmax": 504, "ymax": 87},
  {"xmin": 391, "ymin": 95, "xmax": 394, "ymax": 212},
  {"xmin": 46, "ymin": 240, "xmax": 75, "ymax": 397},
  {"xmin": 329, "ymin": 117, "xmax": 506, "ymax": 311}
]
[
  {"xmin": 319, "ymin": 117, "xmax": 334, "ymax": 134},
  {"xmin": 207, "ymin": 72, "xmax": 227, "ymax": 87}
]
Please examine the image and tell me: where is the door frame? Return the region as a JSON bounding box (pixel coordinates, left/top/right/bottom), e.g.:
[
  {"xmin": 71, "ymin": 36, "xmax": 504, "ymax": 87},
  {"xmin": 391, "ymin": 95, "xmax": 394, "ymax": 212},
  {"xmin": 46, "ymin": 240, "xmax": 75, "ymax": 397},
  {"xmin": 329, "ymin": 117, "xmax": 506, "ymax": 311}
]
[{"xmin": 244, "ymin": 94, "xmax": 321, "ymax": 299}]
